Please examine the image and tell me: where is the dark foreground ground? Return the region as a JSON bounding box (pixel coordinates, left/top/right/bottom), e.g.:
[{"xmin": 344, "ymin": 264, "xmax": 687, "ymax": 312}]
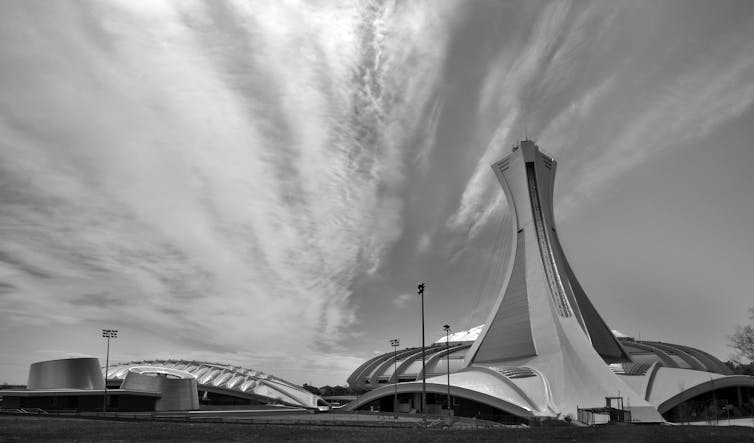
[{"xmin": 1, "ymin": 415, "xmax": 753, "ymax": 442}]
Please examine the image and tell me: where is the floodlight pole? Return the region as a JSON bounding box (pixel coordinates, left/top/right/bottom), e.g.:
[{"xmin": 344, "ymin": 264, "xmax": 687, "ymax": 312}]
[
  {"xmin": 390, "ymin": 338, "xmax": 400, "ymax": 419},
  {"xmin": 444, "ymin": 324, "xmax": 451, "ymax": 418},
  {"xmin": 417, "ymin": 283, "xmax": 426, "ymax": 414},
  {"xmin": 101, "ymin": 329, "xmax": 118, "ymax": 414}
]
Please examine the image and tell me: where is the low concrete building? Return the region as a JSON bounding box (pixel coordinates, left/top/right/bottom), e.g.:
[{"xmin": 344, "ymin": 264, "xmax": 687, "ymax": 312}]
[
  {"xmin": 1, "ymin": 357, "xmax": 160, "ymax": 412},
  {"xmin": 120, "ymin": 366, "xmax": 199, "ymax": 411}
]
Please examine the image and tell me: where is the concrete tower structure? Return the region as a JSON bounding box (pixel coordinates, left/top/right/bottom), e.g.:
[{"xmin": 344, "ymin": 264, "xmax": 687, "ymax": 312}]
[
  {"xmin": 464, "ymin": 140, "xmax": 658, "ymax": 418},
  {"xmin": 467, "ymin": 140, "xmax": 630, "ymax": 365}
]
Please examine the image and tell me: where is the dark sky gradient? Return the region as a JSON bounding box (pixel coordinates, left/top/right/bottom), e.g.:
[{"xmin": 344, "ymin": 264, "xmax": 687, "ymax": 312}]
[{"xmin": 1, "ymin": 0, "xmax": 753, "ymax": 386}]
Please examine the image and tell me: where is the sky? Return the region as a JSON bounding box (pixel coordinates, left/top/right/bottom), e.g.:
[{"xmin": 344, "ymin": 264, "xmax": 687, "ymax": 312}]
[{"xmin": 1, "ymin": 0, "xmax": 754, "ymax": 387}]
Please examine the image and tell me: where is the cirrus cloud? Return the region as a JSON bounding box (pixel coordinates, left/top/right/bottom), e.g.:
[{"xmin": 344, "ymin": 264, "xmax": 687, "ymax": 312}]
[{"xmin": 0, "ymin": 0, "xmax": 462, "ymax": 373}]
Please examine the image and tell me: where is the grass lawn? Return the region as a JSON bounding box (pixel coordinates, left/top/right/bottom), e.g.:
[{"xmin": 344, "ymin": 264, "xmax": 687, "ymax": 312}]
[{"xmin": 1, "ymin": 415, "xmax": 753, "ymax": 442}]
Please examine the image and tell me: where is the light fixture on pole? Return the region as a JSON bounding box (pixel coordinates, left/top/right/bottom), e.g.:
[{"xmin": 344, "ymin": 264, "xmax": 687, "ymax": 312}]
[
  {"xmin": 417, "ymin": 282, "xmax": 426, "ymax": 414},
  {"xmin": 101, "ymin": 329, "xmax": 118, "ymax": 413},
  {"xmin": 443, "ymin": 324, "xmax": 452, "ymax": 418},
  {"xmin": 390, "ymin": 338, "xmax": 400, "ymax": 419}
]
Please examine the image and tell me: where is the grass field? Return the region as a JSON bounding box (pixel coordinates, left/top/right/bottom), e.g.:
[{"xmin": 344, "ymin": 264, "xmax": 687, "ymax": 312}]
[{"xmin": 1, "ymin": 415, "xmax": 753, "ymax": 442}]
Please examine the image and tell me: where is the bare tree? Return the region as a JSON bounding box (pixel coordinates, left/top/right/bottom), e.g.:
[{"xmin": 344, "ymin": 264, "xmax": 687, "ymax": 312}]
[{"xmin": 729, "ymin": 307, "xmax": 754, "ymax": 362}]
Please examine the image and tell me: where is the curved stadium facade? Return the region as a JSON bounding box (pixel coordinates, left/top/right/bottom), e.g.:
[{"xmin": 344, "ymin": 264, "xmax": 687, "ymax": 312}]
[
  {"xmin": 347, "ymin": 327, "xmax": 748, "ymax": 421},
  {"xmin": 344, "ymin": 141, "xmax": 754, "ymax": 424}
]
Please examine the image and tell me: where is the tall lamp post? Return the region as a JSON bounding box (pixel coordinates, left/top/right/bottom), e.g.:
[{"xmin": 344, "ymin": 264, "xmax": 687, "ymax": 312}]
[
  {"xmin": 417, "ymin": 282, "xmax": 426, "ymax": 414},
  {"xmin": 390, "ymin": 338, "xmax": 400, "ymax": 419},
  {"xmin": 443, "ymin": 324, "xmax": 452, "ymax": 418},
  {"xmin": 101, "ymin": 329, "xmax": 118, "ymax": 413}
]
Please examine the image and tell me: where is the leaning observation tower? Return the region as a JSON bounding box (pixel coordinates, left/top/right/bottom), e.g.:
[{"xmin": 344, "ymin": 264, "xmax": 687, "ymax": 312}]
[
  {"xmin": 467, "ymin": 140, "xmax": 631, "ymax": 365},
  {"xmin": 462, "ymin": 140, "xmax": 658, "ymax": 418},
  {"xmin": 347, "ymin": 141, "xmax": 754, "ymax": 423},
  {"xmin": 348, "ymin": 142, "xmax": 677, "ymax": 422}
]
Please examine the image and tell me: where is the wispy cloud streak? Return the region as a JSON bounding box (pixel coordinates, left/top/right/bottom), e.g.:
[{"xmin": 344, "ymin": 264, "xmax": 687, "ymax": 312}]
[
  {"xmin": 447, "ymin": 1, "xmax": 754, "ymax": 235},
  {"xmin": 0, "ymin": 0, "xmax": 460, "ymax": 365}
]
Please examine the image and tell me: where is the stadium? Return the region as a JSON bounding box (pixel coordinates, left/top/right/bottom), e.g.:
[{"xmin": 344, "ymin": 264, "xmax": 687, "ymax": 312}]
[
  {"xmin": 343, "ymin": 141, "xmax": 754, "ymax": 424},
  {"xmin": 346, "ymin": 326, "xmax": 753, "ymax": 423}
]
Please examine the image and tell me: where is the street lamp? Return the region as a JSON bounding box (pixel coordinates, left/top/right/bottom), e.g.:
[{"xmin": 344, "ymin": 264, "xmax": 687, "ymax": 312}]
[
  {"xmin": 417, "ymin": 282, "xmax": 426, "ymax": 414},
  {"xmin": 390, "ymin": 338, "xmax": 400, "ymax": 419},
  {"xmin": 443, "ymin": 324, "xmax": 452, "ymax": 418},
  {"xmin": 101, "ymin": 329, "xmax": 118, "ymax": 413}
]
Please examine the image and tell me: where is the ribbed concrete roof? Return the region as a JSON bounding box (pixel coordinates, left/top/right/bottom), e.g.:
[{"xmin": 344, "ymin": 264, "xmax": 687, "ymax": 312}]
[{"xmin": 105, "ymin": 359, "xmax": 327, "ymax": 409}]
